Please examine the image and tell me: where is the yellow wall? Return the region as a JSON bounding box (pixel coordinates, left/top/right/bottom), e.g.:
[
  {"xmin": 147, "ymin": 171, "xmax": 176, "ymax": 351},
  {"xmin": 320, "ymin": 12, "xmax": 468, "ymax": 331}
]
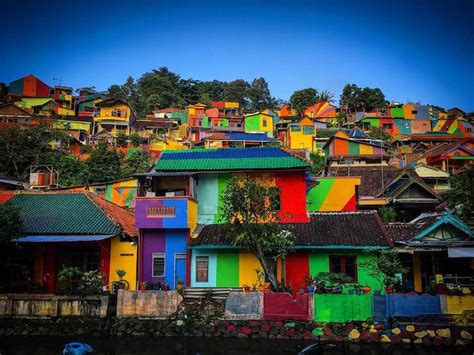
[
  {"xmin": 413, "ymin": 253, "xmax": 422, "ymax": 292},
  {"xmin": 109, "ymin": 236, "xmax": 137, "ymax": 291},
  {"xmin": 289, "ymin": 119, "xmax": 315, "ymax": 151},
  {"xmin": 96, "ymin": 103, "xmax": 131, "ymax": 122},
  {"xmin": 445, "ymin": 296, "xmax": 474, "ymax": 314},
  {"xmin": 239, "ymin": 252, "xmax": 263, "ymax": 287}
]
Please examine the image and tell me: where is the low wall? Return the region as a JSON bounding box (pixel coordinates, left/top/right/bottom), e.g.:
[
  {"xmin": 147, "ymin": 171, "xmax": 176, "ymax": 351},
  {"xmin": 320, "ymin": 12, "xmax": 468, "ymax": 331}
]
[
  {"xmin": 314, "ymin": 294, "xmax": 372, "ymax": 323},
  {"xmin": 116, "ymin": 290, "xmax": 182, "ymax": 318},
  {"xmin": 373, "ymin": 294, "xmax": 441, "ymax": 320},
  {"xmin": 224, "ymin": 291, "xmax": 263, "ymax": 320},
  {"xmin": 263, "ymin": 293, "xmax": 312, "ymax": 321},
  {"xmin": 0, "ymin": 294, "xmax": 108, "ymax": 318},
  {"xmin": 441, "ymin": 296, "xmax": 474, "ymax": 315}
]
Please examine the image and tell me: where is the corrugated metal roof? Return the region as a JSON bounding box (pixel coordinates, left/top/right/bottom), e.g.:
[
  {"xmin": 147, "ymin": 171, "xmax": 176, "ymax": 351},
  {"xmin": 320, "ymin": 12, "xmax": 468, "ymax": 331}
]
[
  {"xmin": 13, "ymin": 235, "xmax": 114, "ymax": 243},
  {"xmin": 155, "ymin": 147, "xmax": 310, "ymax": 172}
]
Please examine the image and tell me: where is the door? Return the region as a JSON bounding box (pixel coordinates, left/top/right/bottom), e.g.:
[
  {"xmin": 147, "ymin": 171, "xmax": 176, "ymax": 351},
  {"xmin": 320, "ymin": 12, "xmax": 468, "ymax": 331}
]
[{"xmin": 174, "ymin": 253, "xmax": 186, "ymax": 289}]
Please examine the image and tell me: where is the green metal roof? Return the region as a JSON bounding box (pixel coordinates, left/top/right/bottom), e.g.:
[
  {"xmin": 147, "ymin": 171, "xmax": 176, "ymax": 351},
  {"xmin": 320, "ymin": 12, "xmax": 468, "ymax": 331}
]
[
  {"xmin": 155, "ymin": 147, "xmax": 310, "ymax": 172},
  {"xmin": 17, "ymin": 98, "xmax": 53, "ymax": 109},
  {"xmin": 10, "ymin": 194, "xmax": 121, "ymax": 236}
]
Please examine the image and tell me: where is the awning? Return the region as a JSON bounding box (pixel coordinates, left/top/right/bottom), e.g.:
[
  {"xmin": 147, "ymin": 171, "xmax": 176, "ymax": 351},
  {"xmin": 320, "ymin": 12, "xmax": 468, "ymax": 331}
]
[
  {"xmin": 12, "ymin": 235, "xmax": 114, "ymax": 243},
  {"xmin": 448, "ymin": 247, "xmax": 474, "ymax": 258}
]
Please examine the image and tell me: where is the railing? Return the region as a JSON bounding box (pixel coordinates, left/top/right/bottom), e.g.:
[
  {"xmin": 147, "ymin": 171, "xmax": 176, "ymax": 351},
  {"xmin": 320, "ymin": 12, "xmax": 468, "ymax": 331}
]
[{"xmin": 135, "ymin": 196, "xmax": 197, "ymax": 229}]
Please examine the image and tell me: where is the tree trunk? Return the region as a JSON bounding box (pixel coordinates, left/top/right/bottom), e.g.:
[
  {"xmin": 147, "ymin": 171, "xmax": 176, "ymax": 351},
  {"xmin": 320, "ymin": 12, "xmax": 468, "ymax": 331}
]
[{"xmin": 254, "ymin": 246, "xmax": 285, "ymax": 292}]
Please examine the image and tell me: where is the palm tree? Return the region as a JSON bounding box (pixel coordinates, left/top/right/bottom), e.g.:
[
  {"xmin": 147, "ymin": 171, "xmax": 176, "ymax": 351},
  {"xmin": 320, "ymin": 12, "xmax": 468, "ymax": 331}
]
[{"xmin": 318, "ymin": 90, "xmax": 335, "ymax": 104}]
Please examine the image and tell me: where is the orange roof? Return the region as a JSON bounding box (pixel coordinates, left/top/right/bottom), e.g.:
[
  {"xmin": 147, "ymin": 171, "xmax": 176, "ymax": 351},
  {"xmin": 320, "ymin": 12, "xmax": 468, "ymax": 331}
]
[{"xmin": 87, "ymin": 193, "xmax": 137, "ymax": 237}]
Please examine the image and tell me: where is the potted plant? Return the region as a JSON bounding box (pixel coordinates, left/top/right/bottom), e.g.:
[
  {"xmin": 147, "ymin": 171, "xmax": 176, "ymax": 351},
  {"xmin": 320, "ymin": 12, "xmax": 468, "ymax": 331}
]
[
  {"xmin": 161, "ymin": 282, "xmax": 169, "ymax": 291},
  {"xmin": 362, "ymin": 285, "xmax": 371, "ymax": 294},
  {"xmin": 140, "ymin": 281, "xmax": 147, "ymax": 292},
  {"xmin": 242, "ymin": 284, "xmax": 251, "ymax": 292},
  {"xmin": 313, "ymin": 272, "xmax": 353, "ymax": 294},
  {"xmin": 176, "ymin": 279, "xmax": 184, "ymax": 290}
]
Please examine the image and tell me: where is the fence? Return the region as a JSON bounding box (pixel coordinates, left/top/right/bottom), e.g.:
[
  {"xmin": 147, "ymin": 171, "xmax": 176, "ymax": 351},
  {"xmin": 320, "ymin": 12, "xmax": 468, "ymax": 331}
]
[
  {"xmin": 314, "ymin": 294, "xmax": 372, "ymax": 323},
  {"xmin": 0, "ymin": 294, "xmax": 108, "ymax": 318},
  {"xmin": 116, "ymin": 290, "xmax": 182, "ymax": 318}
]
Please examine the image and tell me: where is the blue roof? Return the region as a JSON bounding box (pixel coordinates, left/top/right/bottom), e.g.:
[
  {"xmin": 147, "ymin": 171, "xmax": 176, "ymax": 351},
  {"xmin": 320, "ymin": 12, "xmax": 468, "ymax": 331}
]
[
  {"xmin": 224, "ymin": 133, "xmax": 273, "ymax": 141},
  {"xmin": 13, "ymin": 235, "xmax": 114, "ymax": 243}
]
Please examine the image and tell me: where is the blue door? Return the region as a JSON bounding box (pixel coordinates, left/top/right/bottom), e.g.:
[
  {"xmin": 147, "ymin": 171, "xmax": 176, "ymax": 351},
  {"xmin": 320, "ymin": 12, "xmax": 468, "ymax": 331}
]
[{"xmin": 175, "ymin": 254, "xmax": 186, "ymax": 289}]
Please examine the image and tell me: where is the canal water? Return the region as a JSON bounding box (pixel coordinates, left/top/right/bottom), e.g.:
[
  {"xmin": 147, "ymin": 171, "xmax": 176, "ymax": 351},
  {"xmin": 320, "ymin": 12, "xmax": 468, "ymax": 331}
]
[{"xmin": 0, "ymin": 336, "xmax": 470, "ymax": 354}]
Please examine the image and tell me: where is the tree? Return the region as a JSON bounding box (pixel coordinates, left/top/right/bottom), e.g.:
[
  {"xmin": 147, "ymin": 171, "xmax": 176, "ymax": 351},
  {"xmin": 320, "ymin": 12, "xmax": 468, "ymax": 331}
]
[
  {"xmin": 309, "ymin": 153, "xmax": 326, "ymax": 175},
  {"xmin": 340, "ymin": 84, "xmax": 388, "ymax": 113},
  {"xmin": 368, "ymin": 126, "xmax": 392, "ymax": 143},
  {"xmin": 378, "ymin": 206, "xmax": 397, "ymax": 223},
  {"xmin": 448, "ymin": 167, "xmax": 474, "ymax": 227},
  {"xmin": 87, "ymin": 145, "xmax": 122, "ymax": 183},
  {"xmin": 360, "ymin": 250, "xmax": 408, "ymax": 292},
  {"xmin": 120, "ymin": 150, "xmax": 150, "ymax": 178},
  {"xmin": 224, "ymin": 79, "xmax": 250, "ymax": 108},
  {"xmin": 318, "ymin": 90, "xmax": 335, "ymax": 103},
  {"xmin": 56, "ymin": 155, "xmax": 89, "ymax": 187},
  {"xmin": 129, "ymin": 132, "xmax": 142, "ymax": 147},
  {"xmin": 290, "ymin": 88, "xmax": 318, "ymax": 115},
  {"xmin": 0, "ymin": 124, "xmax": 61, "ymax": 178},
  {"xmin": 0, "ymin": 203, "xmax": 22, "ymax": 243},
  {"xmin": 219, "ymin": 176, "xmax": 294, "ymax": 292},
  {"xmin": 248, "ymin": 77, "xmax": 276, "ymax": 111}
]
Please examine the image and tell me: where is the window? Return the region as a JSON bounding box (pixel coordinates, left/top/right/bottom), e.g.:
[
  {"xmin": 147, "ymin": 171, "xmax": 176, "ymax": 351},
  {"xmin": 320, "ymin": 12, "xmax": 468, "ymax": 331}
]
[
  {"xmin": 411, "ymin": 110, "xmax": 418, "ymax": 115},
  {"xmin": 303, "ymin": 126, "xmax": 315, "ymax": 135},
  {"xmin": 152, "ymin": 253, "xmax": 165, "ymax": 277},
  {"xmin": 72, "ymin": 250, "xmax": 100, "ymax": 272},
  {"xmin": 270, "ymin": 187, "xmax": 281, "ymax": 211},
  {"xmin": 290, "ymin": 124, "xmax": 301, "ymax": 132},
  {"xmin": 329, "ymin": 255, "xmax": 357, "ymax": 280},
  {"xmin": 196, "ymin": 256, "xmax": 209, "ymax": 282},
  {"xmin": 263, "ymin": 119, "xmax": 267, "ymax": 128}
]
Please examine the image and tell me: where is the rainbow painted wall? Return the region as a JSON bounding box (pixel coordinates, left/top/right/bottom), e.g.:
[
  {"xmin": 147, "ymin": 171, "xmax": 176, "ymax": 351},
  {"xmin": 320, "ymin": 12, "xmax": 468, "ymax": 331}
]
[
  {"xmin": 105, "ymin": 179, "xmax": 137, "ymax": 208},
  {"xmin": 326, "ymin": 132, "xmax": 386, "ymax": 156},
  {"xmin": 307, "ymin": 177, "xmax": 361, "ymax": 212}
]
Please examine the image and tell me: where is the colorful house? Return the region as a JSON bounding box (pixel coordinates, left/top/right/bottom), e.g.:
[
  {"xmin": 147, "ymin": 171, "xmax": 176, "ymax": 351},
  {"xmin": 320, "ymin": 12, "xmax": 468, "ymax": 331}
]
[
  {"xmin": 52, "ymin": 86, "xmax": 75, "ymax": 116},
  {"xmin": 8, "ymin": 74, "xmax": 51, "ymax": 99},
  {"xmin": 203, "ymin": 132, "xmax": 276, "ymax": 148},
  {"xmin": 94, "ymin": 98, "xmax": 133, "ymax": 137},
  {"xmin": 135, "ymin": 147, "xmax": 311, "ymax": 289},
  {"xmin": 188, "ymin": 211, "xmax": 390, "ymax": 291},
  {"xmin": 324, "ymin": 129, "xmax": 390, "ymax": 168},
  {"xmin": 304, "ymin": 101, "xmax": 338, "ymax": 124},
  {"xmin": 76, "ymin": 93, "xmax": 105, "ymax": 118},
  {"xmin": 16, "ymin": 97, "xmax": 54, "ymax": 116},
  {"xmin": 244, "ymin": 112, "xmax": 274, "ymax": 138},
  {"xmin": 278, "ymin": 104, "xmax": 298, "ymax": 118},
  {"xmin": 0, "ymin": 103, "xmax": 33, "ymax": 127},
  {"xmin": 387, "ymin": 212, "xmax": 473, "ymax": 293},
  {"xmin": 306, "ymin": 177, "xmax": 361, "ymax": 212},
  {"xmin": 286, "ymin": 116, "xmax": 316, "ymax": 151},
  {"xmin": 8, "ymin": 192, "xmax": 138, "ymax": 293},
  {"xmin": 187, "ymin": 103, "xmax": 209, "ymax": 142}
]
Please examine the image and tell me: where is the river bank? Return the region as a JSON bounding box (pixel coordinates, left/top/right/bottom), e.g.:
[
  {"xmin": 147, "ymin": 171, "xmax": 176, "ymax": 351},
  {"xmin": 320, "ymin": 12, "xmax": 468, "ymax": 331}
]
[{"xmin": 0, "ymin": 316, "xmax": 472, "ymax": 347}]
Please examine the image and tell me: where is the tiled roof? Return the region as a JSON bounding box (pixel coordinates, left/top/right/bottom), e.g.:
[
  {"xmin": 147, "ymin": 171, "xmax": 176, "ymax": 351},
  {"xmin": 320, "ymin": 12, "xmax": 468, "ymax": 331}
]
[
  {"xmin": 328, "ymin": 166, "xmax": 401, "ymax": 197},
  {"xmin": 0, "ymin": 193, "xmax": 15, "ymax": 205},
  {"xmin": 155, "ymin": 147, "xmax": 310, "ymax": 172},
  {"xmin": 205, "ymin": 132, "xmax": 273, "ymax": 142},
  {"xmin": 9, "ymin": 193, "xmax": 121, "ymax": 236},
  {"xmin": 87, "ymin": 193, "xmax": 137, "ymax": 237},
  {"xmin": 191, "ymin": 211, "xmax": 391, "ymax": 248}
]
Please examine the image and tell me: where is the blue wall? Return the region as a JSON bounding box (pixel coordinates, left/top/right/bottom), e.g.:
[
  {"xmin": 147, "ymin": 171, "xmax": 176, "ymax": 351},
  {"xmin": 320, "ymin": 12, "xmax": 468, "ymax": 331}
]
[{"xmin": 164, "ymin": 230, "xmax": 187, "ymax": 289}]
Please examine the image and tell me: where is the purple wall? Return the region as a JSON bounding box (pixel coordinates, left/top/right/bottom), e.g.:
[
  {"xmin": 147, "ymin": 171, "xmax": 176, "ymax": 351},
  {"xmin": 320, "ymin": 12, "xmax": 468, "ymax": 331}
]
[{"xmin": 142, "ymin": 230, "xmax": 166, "ymax": 283}]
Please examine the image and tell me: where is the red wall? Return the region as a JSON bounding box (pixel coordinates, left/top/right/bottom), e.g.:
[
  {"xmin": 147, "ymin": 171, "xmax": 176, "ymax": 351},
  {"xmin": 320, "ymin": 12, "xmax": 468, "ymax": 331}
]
[
  {"xmin": 276, "ymin": 171, "xmax": 309, "ymax": 223},
  {"xmin": 285, "ymin": 251, "xmax": 309, "ymax": 291},
  {"xmin": 99, "ymin": 239, "xmax": 111, "ymax": 286},
  {"xmin": 263, "ymin": 292, "xmax": 310, "ymax": 321},
  {"xmin": 43, "ymin": 245, "xmax": 57, "ymax": 294}
]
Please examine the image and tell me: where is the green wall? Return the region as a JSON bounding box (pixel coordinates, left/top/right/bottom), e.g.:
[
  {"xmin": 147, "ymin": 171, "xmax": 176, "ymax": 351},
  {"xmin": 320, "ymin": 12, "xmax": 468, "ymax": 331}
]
[
  {"xmin": 197, "ymin": 173, "xmax": 232, "ymax": 224},
  {"xmin": 391, "ymin": 107, "xmax": 404, "ymax": 118},
  {"xmin": 314, "ymin": 294, "xmax": 373, "ymax": 322},
  {"xmin": 216, "ymin": 251, "xmax": 240, "ymax": 287},
  {"xmin": 309, "ymin": 251, "xmax": 383, "ymax": 293},
  {"xmin": 245, "ymin": 114, "xmax": 260, "ymax": 131},
  {"xmin": 307, "ymin": 179, "xmax": 335, "ymax": 211}
]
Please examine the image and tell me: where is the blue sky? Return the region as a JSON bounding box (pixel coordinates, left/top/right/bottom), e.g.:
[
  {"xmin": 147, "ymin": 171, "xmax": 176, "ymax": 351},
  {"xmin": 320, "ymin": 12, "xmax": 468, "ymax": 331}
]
[{"xmin": 2, "ymin": 0, "xmax": 473, "ymax": 111}]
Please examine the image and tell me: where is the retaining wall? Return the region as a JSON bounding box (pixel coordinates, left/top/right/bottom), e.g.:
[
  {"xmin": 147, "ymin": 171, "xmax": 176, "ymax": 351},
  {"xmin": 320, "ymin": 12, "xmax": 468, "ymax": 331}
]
[
  {"xmin": 314, "ymin": 294, "xmax": 372, "ymax": 323},
  {"xmin": 441, "ymin": 296, "xmax": 474, "ymax": 315},
  {"xmin": 263, "ymin": 292, "xmax": 312, "ymax": 321},
  {"xmin": 224, "ymin": 291, "xmax": 263, "ymax": 320},
  {"xmin": 0, "ymin": 294, "xmax": 108, "ymax": 318},
  {"xmin": 116, "ymin": 290, "xmax": 182, "ymax": 318}
]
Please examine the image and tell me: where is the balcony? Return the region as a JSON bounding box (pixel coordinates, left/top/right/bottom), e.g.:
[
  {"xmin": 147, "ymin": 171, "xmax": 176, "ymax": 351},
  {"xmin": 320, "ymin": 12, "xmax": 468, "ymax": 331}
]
[{"xmin": 135, "ymin": 196, "xmax": 197, "ymax": 230}]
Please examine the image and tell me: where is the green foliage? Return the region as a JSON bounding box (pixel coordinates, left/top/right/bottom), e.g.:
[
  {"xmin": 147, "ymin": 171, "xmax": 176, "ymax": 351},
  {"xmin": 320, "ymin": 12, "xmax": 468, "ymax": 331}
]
[
  {"xmin": 318, "ymin": 90, "xmax": 335, "ymax": 103},
  {"xmin": 116, "ymin": 269, "xmax": 127, "ymax": 280},
  {"xmin": 219, "ymin": 175, "xmax": 294, "ymax": 292},
  {"xmin": 340, "ymin": 83, "xmax": 388, "ymax": 113},
  {"xmin": 248, "ymin": 77, "xmax": 277, "ymax": 110},
  {"xmin": 224, "ymin": 79, "xmax": 250, "ymax": 108},
  {"xmin": 115, "ymin": 132, "xmax": 128, "ymax": 146},
  {"xmin": 378, "ymin": 206, "xmax": 397, "ymax": 223},
  {"xmin": 129, "ymin": 133, "xmax": 142, "ymax": 147},
  {"xmin": 309, "ymin": 153, "xmax": 326, "ymax": 175},
  {"xmin": 0, "ymin": 124, "xmax": 61, "ymax": 178},
  {"xmin": 77, "ymin": 270, "xmax": 106, "ymax": 295},
  {"xmin": 120, "ymin": 150, "xmax": 150, "ymax": 178},
  {"xmin": 360, "ymin": 250, "xmax": 408, "ymax": 292},
  {"xmin": 0, "ymin": 203, "xmax": 23, "ymax": 243},
  {"xmin": 448, "ymin": 167, "xmax": 474, "ymax": 226},
  {"xmin": 368, "ymin": 126, "xmax": 392, "ymax": 143},
  {"xmin": 57, "ymin": 266, "xmax": 82, "ymax": 295},
  {"xmin": 290, "ymin": 88, "xmax": 318, "ymax": 115},
  {"xmin": 87, "ymin": 145, "xmax": 122, "ymax": 183},
  {"xmin": 56, "ymin": 154, "xmax": 89, "ymax": 186}
]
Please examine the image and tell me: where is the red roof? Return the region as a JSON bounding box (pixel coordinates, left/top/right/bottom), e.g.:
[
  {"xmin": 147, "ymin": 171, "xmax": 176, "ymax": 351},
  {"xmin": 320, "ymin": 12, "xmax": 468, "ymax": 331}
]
[{"xmin": 0, "ymin": 193, "xmax": 15, "ymax": 205}]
